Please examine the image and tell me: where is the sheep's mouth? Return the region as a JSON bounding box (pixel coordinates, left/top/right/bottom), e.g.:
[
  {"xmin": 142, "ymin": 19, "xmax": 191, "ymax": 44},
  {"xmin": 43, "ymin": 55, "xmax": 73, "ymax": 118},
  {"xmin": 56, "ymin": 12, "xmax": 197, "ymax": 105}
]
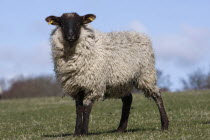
[
  {"xmin": 65, "ymin": 38, "xmax": 79, "ymax": 44},
  {"xmin": 63, "ymin": 36, "xmax": 78, "ymax": 43},
  {"xmin": 68, "ymin": 39, "xmax": 77, "ymax": 43}
]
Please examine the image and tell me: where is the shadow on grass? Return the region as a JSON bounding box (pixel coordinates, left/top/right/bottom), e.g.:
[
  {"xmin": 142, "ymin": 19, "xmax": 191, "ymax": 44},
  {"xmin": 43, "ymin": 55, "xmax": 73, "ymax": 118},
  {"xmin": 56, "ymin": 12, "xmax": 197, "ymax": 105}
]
[
  {"xmin": 43, "ymin": 133, "xmax": 73, "ymax": 138},
  {"xmin": 42, "ymin": 127, "xmax": 157, "ymax": 138},
  {"xmin": 203, "ymin": 121, "xmax": 210, "ymax": 124},
  {"xmin": 88, "ymin": 128, "xmax": 157, "ymax": 135}
]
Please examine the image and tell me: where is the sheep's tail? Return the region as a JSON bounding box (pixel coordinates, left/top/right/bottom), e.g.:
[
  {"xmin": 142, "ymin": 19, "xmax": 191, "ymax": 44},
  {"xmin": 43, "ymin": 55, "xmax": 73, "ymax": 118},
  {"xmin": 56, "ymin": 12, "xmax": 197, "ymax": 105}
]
[
  {"xmin": 142, "ymin": 85, "xmax": 161, "ymax": 98},
  {"xmin": 135, "ymin": 74, "xmax": 160, "ymax": 97}
]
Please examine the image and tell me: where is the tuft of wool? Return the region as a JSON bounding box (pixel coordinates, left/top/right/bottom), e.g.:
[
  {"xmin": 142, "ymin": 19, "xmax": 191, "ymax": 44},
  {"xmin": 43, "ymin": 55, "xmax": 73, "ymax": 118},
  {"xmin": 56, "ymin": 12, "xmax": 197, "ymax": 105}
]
[{"xmin": 51, "ymin": 25, "xmax": 160, "ymax": 105}]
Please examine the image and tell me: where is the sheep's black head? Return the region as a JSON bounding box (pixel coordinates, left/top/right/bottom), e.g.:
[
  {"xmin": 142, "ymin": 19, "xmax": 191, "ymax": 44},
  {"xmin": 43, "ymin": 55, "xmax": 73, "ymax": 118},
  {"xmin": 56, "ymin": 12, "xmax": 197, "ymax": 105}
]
[{"xmin": 45, "ymin": 13, "xmax": 96, "ymax": 43}]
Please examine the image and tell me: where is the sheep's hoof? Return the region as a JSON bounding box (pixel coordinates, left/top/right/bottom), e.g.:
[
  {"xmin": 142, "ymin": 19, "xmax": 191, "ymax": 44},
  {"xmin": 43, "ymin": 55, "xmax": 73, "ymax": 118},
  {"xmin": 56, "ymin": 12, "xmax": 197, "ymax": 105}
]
[
  {"xmin": 161, "ymin": 125, "xmax": 169, "ymax": 131},
  {"xmin": 161, "ymin": 121, "xmax": 169, "ymax": 131},
  {"xmin": 73, "ymin": 133, "xmax": 84, "ymax": 137},
  {"xmin": 73, "ymin": 131, "xmax": 88, "ymax": 137},
  {"xmin": 117, "ymin": 128, "xmax": 127, "ymax": 133}
]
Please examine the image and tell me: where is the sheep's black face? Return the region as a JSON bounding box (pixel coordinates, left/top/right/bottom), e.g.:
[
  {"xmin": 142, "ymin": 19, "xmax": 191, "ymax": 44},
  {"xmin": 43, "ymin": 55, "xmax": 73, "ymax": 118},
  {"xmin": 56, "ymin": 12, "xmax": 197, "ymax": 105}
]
[
  {"xmin": 60, "ymin": 13, "xmax": 82, "ymax": 43},
  {"xmin": 45, "ymin": 13, "xmax": 96, "ymax": 43}
]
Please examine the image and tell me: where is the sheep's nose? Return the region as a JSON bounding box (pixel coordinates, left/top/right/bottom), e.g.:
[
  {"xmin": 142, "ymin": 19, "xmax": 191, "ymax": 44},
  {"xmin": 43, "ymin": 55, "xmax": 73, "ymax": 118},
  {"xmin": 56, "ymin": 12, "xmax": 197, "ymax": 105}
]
[
  {"xmin": 67, "ymin": 36, "xmax": 75, "ymax": 40},
  {"xmin": 66, "ymin": 35, "xmax": 76, "ymax": 42}
]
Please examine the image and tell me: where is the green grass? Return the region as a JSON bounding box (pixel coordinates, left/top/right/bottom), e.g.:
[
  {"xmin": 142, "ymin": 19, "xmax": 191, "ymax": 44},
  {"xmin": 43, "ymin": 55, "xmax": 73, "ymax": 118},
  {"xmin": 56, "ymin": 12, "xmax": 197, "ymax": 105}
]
[{"xmin": 0, "ymin": 90, "xmax": 210, "ymax": 140}]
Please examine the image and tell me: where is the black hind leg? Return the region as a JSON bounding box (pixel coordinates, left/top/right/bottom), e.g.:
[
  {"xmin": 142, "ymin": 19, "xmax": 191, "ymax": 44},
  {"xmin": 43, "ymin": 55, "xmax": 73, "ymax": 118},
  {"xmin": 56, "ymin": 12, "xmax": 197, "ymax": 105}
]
[
  {"xmin": 152, "ymin": 94, "xmax": 169, "ymax": 130},
  {"xmin": 117, "ymin": 94, "xmax": 133, "ymax": 132}
]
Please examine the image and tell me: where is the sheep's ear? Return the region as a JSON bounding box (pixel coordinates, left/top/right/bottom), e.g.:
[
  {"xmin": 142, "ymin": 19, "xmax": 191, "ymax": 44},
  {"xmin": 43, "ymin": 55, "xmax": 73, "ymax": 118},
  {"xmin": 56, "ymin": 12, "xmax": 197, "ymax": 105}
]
[
  {"xmin": 82, "ymin": 14, "xmax": 96, "ymax": 24},
  {"xmin": 45, "ymin": 16, "xmax": 61, "ymax": 25}
]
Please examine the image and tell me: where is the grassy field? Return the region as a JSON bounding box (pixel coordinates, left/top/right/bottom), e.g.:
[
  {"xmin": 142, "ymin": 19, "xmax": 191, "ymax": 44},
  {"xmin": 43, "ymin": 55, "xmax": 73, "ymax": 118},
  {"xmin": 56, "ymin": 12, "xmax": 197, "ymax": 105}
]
[{"xmin": 0, "ymin": 90, "xmax": 210, "ymax": 140}]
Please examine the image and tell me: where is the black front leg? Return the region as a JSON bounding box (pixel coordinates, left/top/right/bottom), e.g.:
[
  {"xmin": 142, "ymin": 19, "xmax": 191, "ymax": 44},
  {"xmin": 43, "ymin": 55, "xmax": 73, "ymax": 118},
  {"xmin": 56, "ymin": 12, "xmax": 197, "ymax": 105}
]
[
  {"xmin": 82, "ymin": 102, "xmax": 93, "ymax": 135},
  {"xmin": 74, "ymin": 99, "xmax": 83, "ymax": 136},
  {"xmin": 117, "ymin": 93, "xmax": 133, "ymax": 132}
]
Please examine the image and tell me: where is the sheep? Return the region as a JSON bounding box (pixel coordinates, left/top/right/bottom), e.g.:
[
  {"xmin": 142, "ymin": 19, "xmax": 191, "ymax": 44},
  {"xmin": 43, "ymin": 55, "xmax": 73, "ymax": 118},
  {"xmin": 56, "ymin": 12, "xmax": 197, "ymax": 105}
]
[{"xmin": 45, "ymin": 12, "xmax": 169, "ymax": 136}]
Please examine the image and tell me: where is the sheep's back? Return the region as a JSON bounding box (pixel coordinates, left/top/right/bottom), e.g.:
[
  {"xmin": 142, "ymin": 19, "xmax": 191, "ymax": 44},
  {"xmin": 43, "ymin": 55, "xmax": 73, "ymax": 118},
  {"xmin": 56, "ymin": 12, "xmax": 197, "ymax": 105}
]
[{"xmin": 96, "ymin": 31, "xmax": 155, "ymax": 83}]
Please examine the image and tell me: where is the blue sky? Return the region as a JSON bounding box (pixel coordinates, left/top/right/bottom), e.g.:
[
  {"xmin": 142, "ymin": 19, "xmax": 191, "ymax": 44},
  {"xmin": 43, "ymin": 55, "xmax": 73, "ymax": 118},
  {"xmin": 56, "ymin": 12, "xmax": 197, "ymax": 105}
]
[{"xmin": 0, "ymin": 0, "xmax": 210, "ymax": 91}]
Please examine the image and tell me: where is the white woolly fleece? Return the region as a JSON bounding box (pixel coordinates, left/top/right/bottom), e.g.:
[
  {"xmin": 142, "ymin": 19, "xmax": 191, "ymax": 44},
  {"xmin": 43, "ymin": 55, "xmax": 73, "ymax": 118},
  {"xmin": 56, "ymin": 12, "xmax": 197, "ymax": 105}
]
[{"xmin": 50, "ymin": 25, "xmax": 160, "ymax": 105}]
